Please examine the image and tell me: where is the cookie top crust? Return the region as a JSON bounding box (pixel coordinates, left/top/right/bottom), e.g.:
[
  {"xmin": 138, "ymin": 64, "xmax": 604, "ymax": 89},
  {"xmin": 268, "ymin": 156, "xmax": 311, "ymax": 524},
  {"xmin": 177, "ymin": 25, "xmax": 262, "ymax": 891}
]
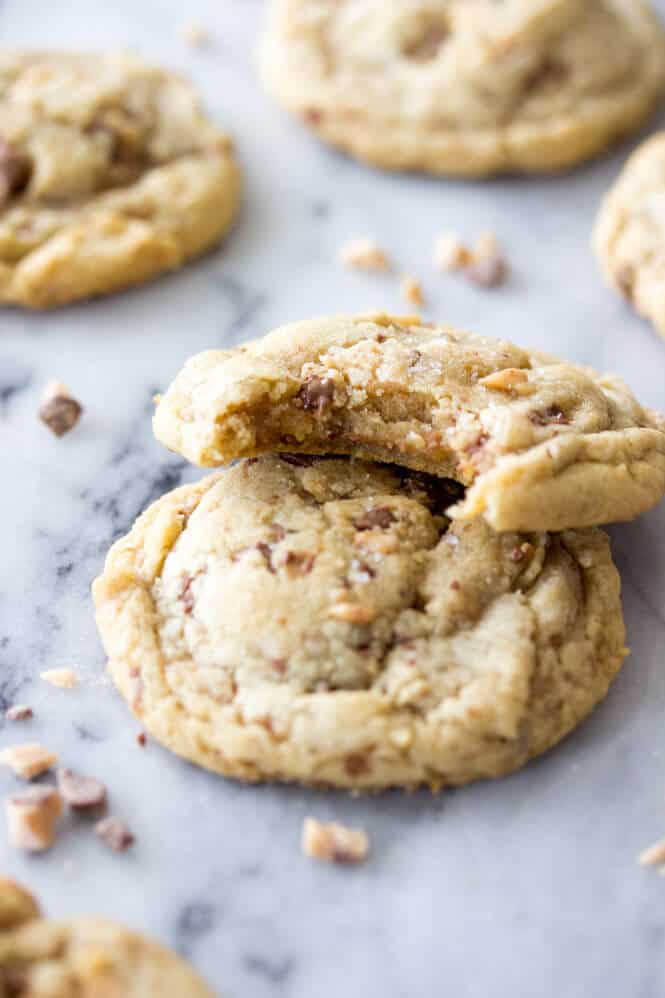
[
  {"xmin": 0, "ymin": 878, "xmax": 214, "ymax": 997},
  {"xmin": 258, "ymin": 0, "xmax": 665, "ymax": 176},
  {"xmin": 153, "ymin": 314, "xmax": 665, "ymax": 532},
  {"xmin": 0, "ymin": 52, "xmax": 240, "ymax": 307},
  {"xmin": 93, "ymin": 456, "xmax": 625, "ymax": 790},
  {"xmin": 595, "ymin": 132, "xmax": 665, "ymax": 340}
]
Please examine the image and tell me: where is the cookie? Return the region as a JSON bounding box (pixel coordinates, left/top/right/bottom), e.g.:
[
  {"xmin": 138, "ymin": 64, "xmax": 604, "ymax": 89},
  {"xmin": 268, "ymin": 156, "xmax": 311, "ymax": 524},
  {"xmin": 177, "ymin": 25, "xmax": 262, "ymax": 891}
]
[
  {"xmin": 0, "ymin": 52, "xmax": 240, "ymax": 308},
  {"xmin": 595, "ymin": 133, "xmax": 665, "ymax": 340},
  {"xmin": 152, "ymin": 314, "xmax": 665, "ymax": 533},
  {"xmin": 258, "ymin": 0, "xmax": 665, "ymax": 177},
  {"xmin": 0, "ymin": 878, "xmax": 213, "ymax": 997},
  {"xmin": 92, "ymin": 455, "xmax": 626, "ymax": 790}
]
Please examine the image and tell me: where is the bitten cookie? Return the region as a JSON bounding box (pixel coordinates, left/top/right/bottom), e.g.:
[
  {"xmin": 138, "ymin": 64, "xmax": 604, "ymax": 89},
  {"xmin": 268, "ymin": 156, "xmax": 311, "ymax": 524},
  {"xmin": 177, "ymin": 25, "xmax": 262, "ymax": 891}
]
[
  {"xmin": 152, "ymin": 314, "xmax": 665, "ymax": 533},
  {"xmin": 595, "ymin": 133, "xmax": 665, "ymax": 340},
  {"xmin": 93, "ymin": 456, "xmax": 626, "ymax": 790},
  {"xmin": 0, "ymin": 52, "xmax": 240, "ymax": 308},
  {"xmin": 0, "ymin": 877, "xmax": 214, "ymax": 996},
  {"xmin": 258, "ymin": 0, "xmax": 665, "ymax": 177}
]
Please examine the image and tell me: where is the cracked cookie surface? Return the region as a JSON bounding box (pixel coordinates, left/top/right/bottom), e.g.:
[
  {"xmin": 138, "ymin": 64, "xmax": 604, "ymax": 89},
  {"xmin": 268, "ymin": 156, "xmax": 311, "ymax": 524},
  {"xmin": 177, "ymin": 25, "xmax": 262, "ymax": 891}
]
[
  {"xmin": 153, "ymin": 314, "xmax": 665, "ymax": 533},
  {"xmin": 258, "ymin": 0, "xmax": 665, "ymax": 176},
  {"xmin": 0, "ymin": 878, "xmax": 213, "ymax": 997},
  {"xmin": 0, "ymin": 52, "xmax": 240, "ymax": 308},
  {"xmin": 595, "ymin": 133, "xmax": 665, "ymax": 340},
  {"xmin": 93, "ymin": 455, "xmax": 626, "ymax": 790}
]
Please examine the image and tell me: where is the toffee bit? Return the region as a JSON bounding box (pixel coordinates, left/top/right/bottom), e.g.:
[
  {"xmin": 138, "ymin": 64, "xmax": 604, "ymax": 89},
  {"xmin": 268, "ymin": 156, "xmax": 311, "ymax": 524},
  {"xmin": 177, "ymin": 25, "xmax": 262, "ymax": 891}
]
[
  {"xmin": 466, "ymin": 254, "xmax": 509, "ymax": 289},
  {"xmin": 298, "ymin": 376, "xmax": 335, "ymax": 413},
  {"xmin": 433, "ymin": 233, "xmax": 471, "ymax": 272},
  {"xmin": 95, "ymin": 816, "xmax": 135, "ymax": 853},
  {"xmin": 5, "ymin": 705, "xmax": 33, "ymax": 722},
  {"xmin": 338, "ymin": 238, "xmax": 390, "ymax": 271},
  {"xmin": 39, "ymin": 381, "xmax": 83, "ymax": 437},
  {"xmin": 400, "ymin": 275, "xmax": 425, "ymax": 308},
  {"xmin": 40, "ymin": 667, "xmax": 78, "ymax": 689},
  {"xmin": 57, "ymin": 768, "xmax": 107, "ymax": 812},
  {"xmin": 353, "ymin": 507, "xmax": 396, "ymax": 531},
  {"xmin": 0, "ymin": 743, "xmax": 58, "ymax": 780},
  {"xmin": 639, "ymin": 838, "xmax": 665, "ymax": 868},
  {"xmin": 302, "ymin": 817, "xmax": 369, "ymax": 864},
  {"xmin": 6, "ymin": 786, "xmax": 63, "ymax": 852}
]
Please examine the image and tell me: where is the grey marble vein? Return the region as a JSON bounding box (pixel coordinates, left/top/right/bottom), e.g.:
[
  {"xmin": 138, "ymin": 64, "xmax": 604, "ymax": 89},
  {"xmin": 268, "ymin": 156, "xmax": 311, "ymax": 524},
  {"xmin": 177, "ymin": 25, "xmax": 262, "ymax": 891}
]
[{"xmin": 1, "ymin": 1, "xmax": 665, "ymax": 996}]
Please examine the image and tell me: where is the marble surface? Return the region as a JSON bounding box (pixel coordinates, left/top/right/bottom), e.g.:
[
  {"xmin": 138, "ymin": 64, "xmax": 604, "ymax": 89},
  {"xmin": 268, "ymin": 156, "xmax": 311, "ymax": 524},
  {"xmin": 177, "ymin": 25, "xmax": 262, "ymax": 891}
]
[{"xmin": 2, "ymin": 1, "xmax": 665, "ymax": 995}]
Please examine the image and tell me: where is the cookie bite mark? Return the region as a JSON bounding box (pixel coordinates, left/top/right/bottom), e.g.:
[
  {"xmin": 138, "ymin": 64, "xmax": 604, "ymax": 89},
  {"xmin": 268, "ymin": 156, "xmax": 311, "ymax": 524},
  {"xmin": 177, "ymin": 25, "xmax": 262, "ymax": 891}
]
[{"xmin": 154, "ymin": 315, "xmax": 665, "ymax": 531}]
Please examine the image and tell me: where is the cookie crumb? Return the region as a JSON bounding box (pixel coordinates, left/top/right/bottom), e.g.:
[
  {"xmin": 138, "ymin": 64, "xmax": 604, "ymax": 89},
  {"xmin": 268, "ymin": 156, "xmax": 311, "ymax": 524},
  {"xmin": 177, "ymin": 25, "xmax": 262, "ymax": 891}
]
[
  {"xmin": 302, "ymin": 818, "xmax": 369, "ymax": 864},
  {"xmin": 0, "ymin": 743, "xmax": 58, "ymax": 780},
  {"xmin": 39, "ymin": 382, "xmax": 83, "ymax": 437},
  {"xmin": 40, "ymin": 667, "xmax": 78, "ymax": 689},
  {"xmin": 400, "ymin": 275, "xmax": 425, "ymax": 308},
  {"xmin": 473, "ymin": 230, "xmax": 500, "ymax": 261},
  {"xmin": 5, "ymin": 705, "xmax": 33, "ymax": 722},
  {"xmin": 338, "ymin": 238, "xmax": 390, "ymax": 271},
  {"xmin": 433, "ymin": 233, "xmax": 471, "ymax": 272},
  {"xmin": 57, "ymin": 769, "xmax": 107, "ymax": 812},
  {"xmin": 6, "ymin": 786, "xmax": 63, "ymax": 852},
  {"xmin": 136, "ymin": 732, "xmax": 147, "ymax": 747},
  {"xmin": 179, "ymin": 21, "xmax": 210, "ymax": 47},
  {"xmin": 638, "ymin": 838, "xmax": 665, "ymax": 868},
  {"xmin": 466, "ymin": 254, "xmax": 509, "ymax": 289},
  {"xmin": 95, "ymin": 816, "xmax": 135, "ymax": 853}
]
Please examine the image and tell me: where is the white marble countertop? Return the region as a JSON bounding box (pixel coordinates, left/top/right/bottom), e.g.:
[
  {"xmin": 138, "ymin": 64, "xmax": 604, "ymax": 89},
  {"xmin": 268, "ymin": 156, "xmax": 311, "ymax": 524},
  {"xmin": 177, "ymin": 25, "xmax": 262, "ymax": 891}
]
[{"xmin": 2, "ymin": 2, "xmax": 665, "ymax": 995}]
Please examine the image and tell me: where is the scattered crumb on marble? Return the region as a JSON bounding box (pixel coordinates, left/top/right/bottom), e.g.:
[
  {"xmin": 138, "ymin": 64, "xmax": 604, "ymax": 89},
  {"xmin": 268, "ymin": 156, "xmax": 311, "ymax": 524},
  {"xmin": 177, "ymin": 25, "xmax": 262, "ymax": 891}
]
[
  {"xmin": 95, "ymin": 816, "xmax": 135, "ymax": 853},
  {"xmin": 57, "ymin": 768, "xmax": 107, "ymax": 812},
  {"xmin": 5, "ymin": 705, "xmax": 33, "ymax": 722},
  {"xmin": 6, "ymin": 785, "xmax": 63, "ymax": 852},
  {"xmin": 302, "ymin": 817, "xmax": 369, "ymax": 864},
  {"xmin": 400, "ymin": 275, "xmax": 425, "ymax": 308},
  {"xmin": 41, "ymin": 667, "xmax": 78, "ymax": 689},
  {"xmin": 38, "ymin": 381, "xmax": 83, "ymax": 437},
  {"xmin": 0, "ymin": 743, "xmax": 58, "ymax": 779},
  {"xmin": 179, "ymin": 21, "xmax": 210, "ymax": 47},
  {"xmin": 638, "ymin": 838, "xmax": 665, "ymax": 868},
  {"xmin": 466, "ymin": 254, "xmax": 509, "ymax": 288},
  {"xmin": 338, "ymin": 238, "xmax": 390, "ymax": 271},
  {"xmin": 433, "ymin": 233, "xmax": 471, "ymax": 272},
  {"xmin": 136, "ymin": 732, "xmax": 147, "ymax": 747}
]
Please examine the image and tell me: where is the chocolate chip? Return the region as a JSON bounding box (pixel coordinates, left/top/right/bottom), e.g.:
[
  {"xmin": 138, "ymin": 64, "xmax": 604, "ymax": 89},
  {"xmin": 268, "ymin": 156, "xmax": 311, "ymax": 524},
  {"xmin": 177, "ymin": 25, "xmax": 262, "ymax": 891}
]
[
  {"xmin": 450, "ymin": 580, "xmax": 460, "ymax": 591},
  {"xmin": 354, "ymin": 507, "xmax": 396, "ymax": 530},
  {"xmin": 39, "ymin": 382, "xmax": 83, "ymax": 437},
  {"xmin": 526, "ymin": 57, "xmax": 568, "ymax": 90},
  {"xmin": 57, "ymin": 768, "xmax": 107, "ymax": 811},
  {"xmin": 284, "ymin": 551, "xmax": 315, "ymax": 576},
  {"xmin": 529, "ymin": 405, "xmax": 569, "ymax": 427},
  {"xmin": 180, "ymin": 576, "xmax": 196, "ymax": 614},
  {"xmin": 95, "ymin": 816, "xmax": 134, "ymax": 853},
  {"xmin": 615, "ymin": 265, "xmax": 635, "ymax": 301},
  {"xmin": 297, "ymin": 376, "xmax": 335, "ymax": 413},
  {"xmin": 5, "ymin": 705, "xmax": 33, "ymax": 722},
  {"xmin": 0, "ymin": 140, "xmax": 32, "ymax": 205},
  {"xmin": 256, "ymin": 541, "xmax": 275, "ymax": 573},
  {"xmin": 344, "ymin": 752, "xmax": 371, "ymax": 777},
  {"xmin": 467, "ymin": 256, "xmax": 508, "ymax": 288}
]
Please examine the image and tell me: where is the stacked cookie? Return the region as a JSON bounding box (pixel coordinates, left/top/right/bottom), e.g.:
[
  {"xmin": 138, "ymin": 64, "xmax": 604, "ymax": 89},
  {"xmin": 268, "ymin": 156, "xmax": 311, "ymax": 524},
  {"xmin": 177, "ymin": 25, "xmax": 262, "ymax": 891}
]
[{"xmin": 93, "ymin": 314, "xmax": 665, "ymax": 791}]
